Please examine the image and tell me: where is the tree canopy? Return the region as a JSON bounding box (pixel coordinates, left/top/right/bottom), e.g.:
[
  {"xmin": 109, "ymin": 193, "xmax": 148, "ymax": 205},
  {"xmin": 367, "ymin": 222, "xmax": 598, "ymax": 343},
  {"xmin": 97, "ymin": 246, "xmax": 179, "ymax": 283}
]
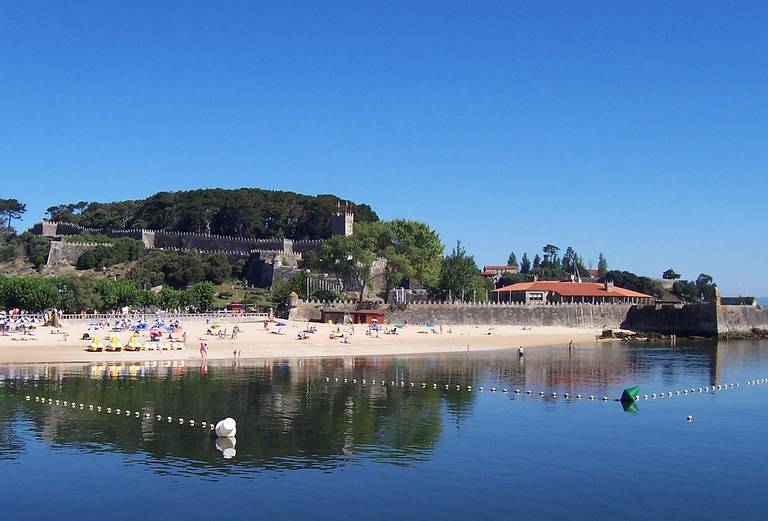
[
  {"xmin": 0, "ymin": 198, "xmax": 26, "ymax": 230},
  {"xmin": 431, "ymin": 241, "xmax": 491, "ymax": 301},
  {"xmin": 45, "ymin": 189, "xmax": 378, "ymax": 239}
]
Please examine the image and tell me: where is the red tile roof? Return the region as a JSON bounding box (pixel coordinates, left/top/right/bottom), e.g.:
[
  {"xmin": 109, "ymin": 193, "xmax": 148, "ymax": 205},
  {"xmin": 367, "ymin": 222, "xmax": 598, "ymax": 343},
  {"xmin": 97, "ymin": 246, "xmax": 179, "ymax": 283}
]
[{"xmin": 491, "ymin": 281, "xmax": 652, "ymax": 298}]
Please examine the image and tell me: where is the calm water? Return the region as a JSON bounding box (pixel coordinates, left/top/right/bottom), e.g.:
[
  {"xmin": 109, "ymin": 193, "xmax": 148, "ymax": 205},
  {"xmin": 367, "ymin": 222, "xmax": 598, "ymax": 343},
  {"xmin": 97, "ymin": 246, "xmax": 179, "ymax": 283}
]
[{"xmin": 2, "ymin": 340, "xmax": 768, "ymax": 520}]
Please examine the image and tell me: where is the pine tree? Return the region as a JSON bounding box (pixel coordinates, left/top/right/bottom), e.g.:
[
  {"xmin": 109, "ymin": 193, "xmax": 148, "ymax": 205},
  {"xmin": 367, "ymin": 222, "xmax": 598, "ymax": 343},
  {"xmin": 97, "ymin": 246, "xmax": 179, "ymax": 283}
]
[
  {"xmin": 597, "ymin": 253, "xmax": 608, "ymax": 277},
  {"xmin": 520, "ymin": 253, "xmax": 531, "ymax": 274},
  {"xmin": 507, "ymin": 251, "xmax": 517, "ymax": 267}
]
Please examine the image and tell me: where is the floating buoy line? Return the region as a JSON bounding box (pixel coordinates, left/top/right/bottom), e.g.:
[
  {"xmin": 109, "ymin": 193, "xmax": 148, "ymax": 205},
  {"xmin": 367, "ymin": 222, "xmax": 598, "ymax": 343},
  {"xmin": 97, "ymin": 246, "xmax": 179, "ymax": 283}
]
[
  {"xmin": 314, "ymin": 376, "xmax": 768, "ymax": 404},
  {"xmin": 0, "ymin": 377, "xmax": 237, "ymax": 440}
]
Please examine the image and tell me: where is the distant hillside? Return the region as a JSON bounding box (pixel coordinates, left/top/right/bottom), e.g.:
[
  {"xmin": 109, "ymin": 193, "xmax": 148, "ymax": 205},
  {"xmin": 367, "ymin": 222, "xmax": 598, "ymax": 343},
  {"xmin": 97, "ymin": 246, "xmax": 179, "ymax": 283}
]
[{"xmin": 45, "ymin": 189, "xmax": 378, "ymax": 240}]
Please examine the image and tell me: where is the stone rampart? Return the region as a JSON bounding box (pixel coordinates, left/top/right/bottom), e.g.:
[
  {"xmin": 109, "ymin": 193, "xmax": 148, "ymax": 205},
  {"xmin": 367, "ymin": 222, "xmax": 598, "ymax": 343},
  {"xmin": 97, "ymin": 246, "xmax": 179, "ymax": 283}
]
[
  {"xmin": 716, "ymin": 305, "xmax": 768, "ymax": 337},
  {"xmin": 386, "ymin": 302, "xmax": 632, "ymax": 328},
  {"xmin": 620, "ymin": 303, "xmax": 718, "ymax": 337},
  {"xmin": 45, "ymin": 241, "xmax": 112, "ymax": 267}
]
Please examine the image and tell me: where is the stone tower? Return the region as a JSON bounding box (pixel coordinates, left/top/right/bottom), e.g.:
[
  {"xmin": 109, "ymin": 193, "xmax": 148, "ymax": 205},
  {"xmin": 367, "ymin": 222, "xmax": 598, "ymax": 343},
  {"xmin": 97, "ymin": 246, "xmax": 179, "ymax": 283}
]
[{"xmin": 330, "ymin": 202, "xmax": 354, "ymax": 237}]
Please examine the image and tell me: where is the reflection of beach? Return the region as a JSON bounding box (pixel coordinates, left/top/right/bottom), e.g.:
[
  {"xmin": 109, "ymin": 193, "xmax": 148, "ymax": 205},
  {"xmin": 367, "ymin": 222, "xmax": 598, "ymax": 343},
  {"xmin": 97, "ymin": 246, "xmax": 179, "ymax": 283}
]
[{"xmin": 0, "ymin": 319, "xmax": 600, "ymax": 364}]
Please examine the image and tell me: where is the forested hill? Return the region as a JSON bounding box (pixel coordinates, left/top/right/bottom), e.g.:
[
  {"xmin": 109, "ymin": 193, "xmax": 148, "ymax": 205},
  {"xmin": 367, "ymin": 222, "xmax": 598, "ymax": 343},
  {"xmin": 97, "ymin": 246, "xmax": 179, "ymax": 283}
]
[{"xmin": 45, "ymin": 189, "xmax": 378, "ymax": 240}]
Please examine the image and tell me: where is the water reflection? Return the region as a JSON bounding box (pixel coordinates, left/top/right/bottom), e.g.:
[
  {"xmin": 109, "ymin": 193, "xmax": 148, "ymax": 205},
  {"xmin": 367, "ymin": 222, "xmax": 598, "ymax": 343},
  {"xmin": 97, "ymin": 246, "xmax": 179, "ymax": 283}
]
[{"xmin": 1, "ymin": 340, "xmax": 766, "ymax": 478}]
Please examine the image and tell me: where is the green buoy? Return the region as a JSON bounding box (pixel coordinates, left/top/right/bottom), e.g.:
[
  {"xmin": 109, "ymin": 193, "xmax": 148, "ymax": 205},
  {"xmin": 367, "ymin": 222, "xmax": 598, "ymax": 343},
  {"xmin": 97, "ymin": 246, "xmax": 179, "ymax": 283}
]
[{"xmin": 621, "ymin": 385, "xmax": 640, "ymax": 402}]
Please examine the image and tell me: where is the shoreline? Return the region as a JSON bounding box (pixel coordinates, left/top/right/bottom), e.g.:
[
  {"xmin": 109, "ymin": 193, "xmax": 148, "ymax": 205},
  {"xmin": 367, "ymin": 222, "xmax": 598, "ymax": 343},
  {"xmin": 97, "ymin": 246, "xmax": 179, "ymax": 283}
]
[{"xmin": 0, "ymin": 319, "xmax": 600, "ymax": 365}]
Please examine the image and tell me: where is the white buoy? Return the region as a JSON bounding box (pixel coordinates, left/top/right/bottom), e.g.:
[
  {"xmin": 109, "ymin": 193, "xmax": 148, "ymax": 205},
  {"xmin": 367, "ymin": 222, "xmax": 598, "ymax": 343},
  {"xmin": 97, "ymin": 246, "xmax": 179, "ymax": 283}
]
[
  {"xmin": 215, "ymin": 417, "xmax": 237, "ymax": 438},
  {"xmin": 551, "ymin": 392, "xmax": 557, "ymax": 397},
  {"xmin": 589, "ymin": 396, "xmax": 595, "ymax": 400},
  {"xmin": 539, "ymin": 391, "xmax": 545, "ymax": 396},
  {"xmin": 601, "ymin": 396, "xmax": 608, "ymax": 401},
  {"xmin": 576, "ymin": 394, "xmax": 582, "ymax": 399},
  {"xmin": 325, "ymin": 377, "xmax": 329, "ymax": 382},
  {"xmin": 686, "ymin": 415, "xmax": 693, "ymax": 422},
  {"xmin": 502, "ymin": 389, "xmax": 508, "ymax": 393},
  {"xmin": 167, "ymin": 416, "xmax": 173, "ymax": 422},
  {"xmin": 97, "ymin": 406, "xmax": 102, "ymax": 412},
  {"xmin": 491, "ymin": 388, "xmax": 497, "ymax": 392},
  {"xmin": 215, "ymin": 436, "xmax": 237, "ymax": 459},
  {"xmin": 514, "ymin": 389, "xmax": 520, "ymax": 394},
  {"xmin": 467, "ymin": 386, "xmax": 472, "ymax": 391},
  {"xmin": 478, "ymin": 387, "xmax": 484, "ymax": 391},
  {"xmin": 526, "ymin": 390, "xmax": 532, "ymax": 395},
  {"xmin": 25, "ymin": 395, "xmax": 30, "ymax": 401},
  {"xmin": 107, "ymin": 407, "xmax": 112, "ymax": 413}
]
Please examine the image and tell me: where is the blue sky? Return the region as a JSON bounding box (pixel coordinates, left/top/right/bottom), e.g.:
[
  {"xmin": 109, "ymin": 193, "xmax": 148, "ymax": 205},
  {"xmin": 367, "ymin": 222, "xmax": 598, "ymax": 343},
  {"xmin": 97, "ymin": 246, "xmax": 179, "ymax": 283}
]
[{"xmin": 2, "ymin": 1, "xmax": 766, "ymax": 295}]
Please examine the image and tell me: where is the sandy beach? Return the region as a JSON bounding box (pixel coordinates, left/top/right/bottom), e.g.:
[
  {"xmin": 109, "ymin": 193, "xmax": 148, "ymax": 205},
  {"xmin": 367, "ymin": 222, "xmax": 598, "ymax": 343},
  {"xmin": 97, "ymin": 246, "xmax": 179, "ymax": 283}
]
[{"xmin": 0, "ymin": 318, "xmax": 600, "ymax": 364}]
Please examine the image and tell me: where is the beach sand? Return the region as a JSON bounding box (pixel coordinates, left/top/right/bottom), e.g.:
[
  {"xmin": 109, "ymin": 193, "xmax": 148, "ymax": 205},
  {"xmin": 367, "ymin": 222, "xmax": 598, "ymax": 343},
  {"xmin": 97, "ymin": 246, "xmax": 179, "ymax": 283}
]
[{"xmin": 0, "ymin": 319, "xmax": 601, "ymax": 364}]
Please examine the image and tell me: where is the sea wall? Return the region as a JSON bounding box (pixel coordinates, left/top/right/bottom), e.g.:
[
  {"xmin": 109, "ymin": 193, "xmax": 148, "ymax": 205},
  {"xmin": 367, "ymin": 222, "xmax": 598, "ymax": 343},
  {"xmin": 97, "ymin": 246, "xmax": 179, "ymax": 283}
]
[
  {"xmin": 716, "ymin": 305, "xmax": 768, "ymax": 337},
  {"xmin": 620, "ymin": 303, "xmax": 718, "ymax": 337},
  {"xmin": 386, "ymin": 302, "xmax": 632, "ymax": 328}
]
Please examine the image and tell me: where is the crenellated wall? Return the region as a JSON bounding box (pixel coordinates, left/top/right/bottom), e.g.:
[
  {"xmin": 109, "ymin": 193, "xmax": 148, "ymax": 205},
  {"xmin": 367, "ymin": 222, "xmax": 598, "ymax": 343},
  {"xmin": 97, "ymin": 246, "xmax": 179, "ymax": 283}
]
[
  {"xmin": 387, "ymin": 301, "xmax": 632, "ymax": 328},
  {"xmin": 45, "ymin": 241, "xmax": 113, "ymax": 267}
]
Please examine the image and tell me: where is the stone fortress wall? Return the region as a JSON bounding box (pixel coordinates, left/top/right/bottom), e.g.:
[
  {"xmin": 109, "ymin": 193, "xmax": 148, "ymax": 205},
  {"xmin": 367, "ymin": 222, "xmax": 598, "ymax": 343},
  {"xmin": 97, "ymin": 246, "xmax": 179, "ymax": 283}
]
[
  {"xmin": 33, "ymin": 221, "xmax": 346, "ymax": 291},
  {"xmin": 45, "ymin": 241, "xmax": 113, "ymax": 267}
]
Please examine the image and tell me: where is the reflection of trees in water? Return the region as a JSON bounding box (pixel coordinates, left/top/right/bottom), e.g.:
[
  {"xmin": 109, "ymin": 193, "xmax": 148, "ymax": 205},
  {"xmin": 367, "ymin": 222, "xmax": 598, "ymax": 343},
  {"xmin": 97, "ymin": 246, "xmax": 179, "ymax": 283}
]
[
  {"xmin": 0, "ymin": 398, "xmax": 24, "ymax": 461},
  {"xmin": 0, "ymin": 340, "xmax": 741, "ymax": 475},
  {"xmin": 1, "ymin": 360, "xmax": 456, "ymax": 476}
]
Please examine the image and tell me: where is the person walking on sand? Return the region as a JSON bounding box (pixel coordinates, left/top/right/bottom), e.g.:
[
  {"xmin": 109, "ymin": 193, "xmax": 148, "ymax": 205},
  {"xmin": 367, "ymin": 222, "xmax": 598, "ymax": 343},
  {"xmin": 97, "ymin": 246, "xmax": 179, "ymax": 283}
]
[
  {"xmin": 568, "ymin": 339, "xmax": 574, "ymax": 352},
  {"xmin": 200, "ymin": 342, "xmax": 208, "ymax": 360}
]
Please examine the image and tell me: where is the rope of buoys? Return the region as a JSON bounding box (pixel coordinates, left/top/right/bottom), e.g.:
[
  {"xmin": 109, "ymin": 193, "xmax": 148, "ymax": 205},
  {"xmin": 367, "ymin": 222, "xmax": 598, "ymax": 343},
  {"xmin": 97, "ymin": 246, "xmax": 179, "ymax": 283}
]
[{"xmin": 24, "ymin": 393, "xmax": 230, "ymax": 436}]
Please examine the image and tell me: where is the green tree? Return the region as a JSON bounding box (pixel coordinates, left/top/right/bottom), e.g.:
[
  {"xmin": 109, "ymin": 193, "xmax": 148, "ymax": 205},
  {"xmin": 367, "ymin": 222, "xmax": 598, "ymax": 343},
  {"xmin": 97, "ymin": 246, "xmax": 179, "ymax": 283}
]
[
  {"xmin": 378, "ymin": 220, "xmax": 443, "ymax": 299},
  {"xmin": 507, "ymin": 251, "xmax": 517, "ymax": 267},
  {"xmin": 186, "ymin": 282, "xmax": 216, "ymax": 310},
  {"xmin": 271, "ymin": 271, "xmax": 309, "ymax": 315},
  {"xmin": 520, "ymin": 252, "xmax": 531, "ymax": 274},
  {"xmin": 55, "ymin": 277, "xmax": 103, "ymax": 312},
  {"xmin": 25, "ymin": 234, "xmax": 52, "ymax": 270},
  {"xmin": 202, "ymin": 253, "xmax": 232, "ymax": 284},
  {"xmin": 532, "ymin": 254, "xmax": 541, "ymax": 271},
  {"xmin": 319, "ymin": 233, "xmax": 379, "ymax": 303},
  {"xmin": 0, "ymin": 199, "xmax": 26, "ymax": 230},
  {"xmin": 600, "ymin": 270, "xmax": 664, "ymax": 299},
  {"xmin": 432, "ymin": 241, "xmax": 486, "ymax": 301},
  {"xmin": 0, "ymin": 277, "xmax": 59, "ymax": 311},
  {"xmin": 597, "ymin": 253, "xmax": 608, "ymax": 277},
  {"xmin": 662, "ymin": 268, "xmax": 681, "ymax": 280},
  {"xmin": 672, "ymin": 280, "xmax": 700, "ymax": 302},
  {"xmin": 695, "ymin": 273, "xmax": 717, "ymax": 302}
]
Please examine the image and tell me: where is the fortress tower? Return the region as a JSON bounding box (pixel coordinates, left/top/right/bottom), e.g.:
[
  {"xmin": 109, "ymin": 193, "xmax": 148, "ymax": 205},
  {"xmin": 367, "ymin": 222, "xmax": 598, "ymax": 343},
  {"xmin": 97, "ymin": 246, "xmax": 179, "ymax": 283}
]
[{"xmin": 330, "ymin": 202, "xmax": 354, "ymax": 237}]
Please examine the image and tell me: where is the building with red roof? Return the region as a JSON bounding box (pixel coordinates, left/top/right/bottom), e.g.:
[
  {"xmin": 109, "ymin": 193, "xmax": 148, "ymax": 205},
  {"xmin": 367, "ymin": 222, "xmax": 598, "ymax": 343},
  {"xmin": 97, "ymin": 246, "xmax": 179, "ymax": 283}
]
[
  {"xmin": 480, "ymin": 264, "xmax": 518, "ymax": 282},
  {"xmin": 491, "ymin": 280, "xmax": 653, "ymax": 305}
]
